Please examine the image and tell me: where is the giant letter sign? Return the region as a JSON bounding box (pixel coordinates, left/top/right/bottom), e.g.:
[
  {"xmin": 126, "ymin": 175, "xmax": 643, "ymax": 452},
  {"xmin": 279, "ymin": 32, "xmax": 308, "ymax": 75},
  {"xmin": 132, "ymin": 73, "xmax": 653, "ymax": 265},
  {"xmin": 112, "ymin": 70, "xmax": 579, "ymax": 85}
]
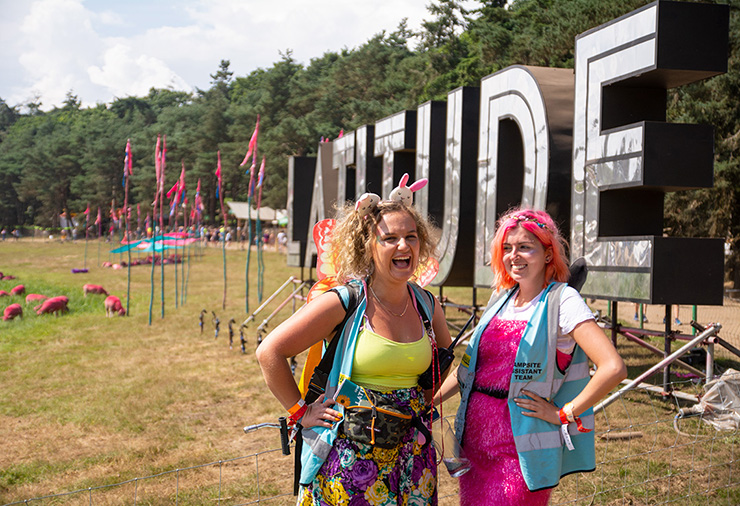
[
  {"xmin": 475, "ymin": 66, "xmax": 574, "ymax": 286},
  {"xmin": 572, "ymin": 1, "xmax": 728, "ymax": 304},
  {"xmin": 415, "ymin": 100, "xmax": 446, "ymax": 227},
  {"xmin": 290, "ymin": 2, "xmax": 728, "ymax": 305},
  {"xmin": 375, "ymin": 111, "xmax": 417, "ymax": 197},
  {"xmin": 355, "ymin": 125, "xmax": 383, "ymax": 197},
  {"xmin": 303, "ymin": 141, "xmax": 338, "ymax": 268},
  {"xmin": 333, "ymin": 131, "xmax": 356, "ymax": 206},
  {"xmin": 434, "ymin": 87, "xmax": 480, "ymax": 286},
  {"xmin": 286, "ymin": 155, "xmax": 316, "ymax": 268}
]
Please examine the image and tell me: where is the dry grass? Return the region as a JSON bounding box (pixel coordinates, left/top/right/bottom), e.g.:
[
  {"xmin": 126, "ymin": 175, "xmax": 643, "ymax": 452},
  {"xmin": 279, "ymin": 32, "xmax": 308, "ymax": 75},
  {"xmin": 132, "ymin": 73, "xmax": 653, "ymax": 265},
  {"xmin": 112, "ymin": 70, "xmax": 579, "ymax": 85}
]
[{"xmin": 1, "ymin": 238, "xmax": 738, "ymax": 505}]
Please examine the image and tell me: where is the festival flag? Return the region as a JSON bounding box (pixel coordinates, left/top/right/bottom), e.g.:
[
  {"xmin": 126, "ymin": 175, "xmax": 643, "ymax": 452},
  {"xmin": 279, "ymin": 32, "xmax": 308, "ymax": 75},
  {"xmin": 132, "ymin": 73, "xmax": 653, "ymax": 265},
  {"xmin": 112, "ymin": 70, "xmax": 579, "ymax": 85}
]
[
  {"xmin": 256, "ymin": 156, "xmax": 266, "ymax": 208},
  {"xmin": 160, "ymin": 135, "xmax": 167, "ymax": 214},
  {"xmin": 178, "ymin": 161, "xmax": 186, "ymax": 204},
  {"xmin": 239, "ymin": 115, "xmax": 260, "ymax": 167},
  {"xmin": 166, "ymin": 180, "xmax": 179, "ymax": 200},
  {"xmin": 248, "ymin": 161, "xmax": 257, "ymax": 199},
  {"xmin": 153, "ymin": 135, "xmax": 162, "ymax": 208},
  {"xmin": 123, "ymin": 139, "xmax": 133, "ymax": 186},
  {"xmin": 95, "ymin": 207, "xmax": 101, "ymax": 226},
  {"xmin": 215, "ymin": 150, "xmax": 222, "ymax": 198},
  {"xmin": 193, "ymin": 179, "xmax": 204, "ymax": 223}
]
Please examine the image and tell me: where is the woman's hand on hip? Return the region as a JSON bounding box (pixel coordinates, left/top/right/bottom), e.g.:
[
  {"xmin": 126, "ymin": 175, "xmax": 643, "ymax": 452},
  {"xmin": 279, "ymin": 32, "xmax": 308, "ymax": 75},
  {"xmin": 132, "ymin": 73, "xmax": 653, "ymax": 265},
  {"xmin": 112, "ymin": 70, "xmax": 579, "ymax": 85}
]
[
  {"xmin": 300, "ymin": 394, "xmax": 343, "ymax": 429},
  {"xmin": 514, "ymin": 389, "xmax": 560, "ymax": 426}
]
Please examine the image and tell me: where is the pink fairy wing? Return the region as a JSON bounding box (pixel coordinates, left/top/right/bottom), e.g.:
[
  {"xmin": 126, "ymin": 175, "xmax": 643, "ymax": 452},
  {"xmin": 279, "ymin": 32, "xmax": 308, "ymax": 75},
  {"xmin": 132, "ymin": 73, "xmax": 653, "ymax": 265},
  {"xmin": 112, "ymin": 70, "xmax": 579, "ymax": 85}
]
[
  {"xmin": 313, "ymin": 219, "xmax": 337, "ymax": 280},
  {"xmin": 414, "ymin": 257, "xmax": 439, "ymax": 287}
]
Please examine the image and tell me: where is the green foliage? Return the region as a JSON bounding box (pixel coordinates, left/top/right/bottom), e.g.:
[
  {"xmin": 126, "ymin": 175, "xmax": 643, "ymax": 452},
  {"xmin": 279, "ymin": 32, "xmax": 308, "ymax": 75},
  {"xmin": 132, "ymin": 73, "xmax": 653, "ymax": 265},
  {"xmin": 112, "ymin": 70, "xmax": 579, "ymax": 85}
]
[{"xmin": 0, "ymin": 0, "xmax": 737, "ymax": 285}]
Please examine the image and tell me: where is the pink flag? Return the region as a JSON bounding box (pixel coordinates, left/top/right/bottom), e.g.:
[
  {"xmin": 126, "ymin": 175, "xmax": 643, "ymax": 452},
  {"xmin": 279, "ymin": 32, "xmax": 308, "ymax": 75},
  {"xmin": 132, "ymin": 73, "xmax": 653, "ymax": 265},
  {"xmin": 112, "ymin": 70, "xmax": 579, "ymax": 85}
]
[
  {"xmin": 257, "ymin": 156, "xmax": 266, "ymax": 208},
  {"xmin": 240, "ymin": 115, "xmax": 260, "ymax": 166},
  {"xmin": 160, "ymin": 135, "xmax": 167, "ymax": 198},
  {"xmin": 178, "ymin": 161, "xmax": 186, "ymax": 204},
  {"xmin": 215, "ymin": 150, "xmax": 223, "ymax": 200},
  {"xmin": 166, "ymin": 180, "xmax": 179, "ymax": 200},
  {"xmin": 153, "ymin": 135, "xmax": 161, "ymax": 208},
  {"xmin": 124, "ymin": 139, "xmax": 133, "ymax": 177},
  {"xmin": 257, "ymin": 156, "xmax": 266, "ymax": 188},
  {"xmin": 95, "ymin": 207, "xmax": 101, "ymax": 225}
]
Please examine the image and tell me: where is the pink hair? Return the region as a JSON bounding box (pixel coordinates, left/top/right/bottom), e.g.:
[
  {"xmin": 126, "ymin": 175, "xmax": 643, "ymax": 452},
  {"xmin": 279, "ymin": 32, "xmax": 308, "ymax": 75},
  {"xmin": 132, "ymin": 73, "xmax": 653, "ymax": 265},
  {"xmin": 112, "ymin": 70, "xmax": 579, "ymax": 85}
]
[{"xmin": 490, "ymin": 208, "xmax": 569, "ymax": 290}]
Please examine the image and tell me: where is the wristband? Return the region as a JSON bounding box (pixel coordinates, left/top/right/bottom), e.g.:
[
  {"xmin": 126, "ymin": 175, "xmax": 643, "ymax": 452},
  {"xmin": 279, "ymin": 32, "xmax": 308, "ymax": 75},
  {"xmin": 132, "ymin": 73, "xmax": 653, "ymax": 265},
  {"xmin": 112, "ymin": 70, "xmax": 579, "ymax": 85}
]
[
  {"xmin": 288, "ymin": 398, "xmax": 306, "ymax": 416},
  {"xmin": 288, "ymin": 404, "xmax": 308, "ymax": 425},
  {"xmin": 558, "ymin": 406, "xmax": 569, "ymax": 425},
  {"xmin": 562, "ymin": 402, "xmax": 576, "ymax": 423},
  {"xmin": 574, "ymin": 416, "xmax": 592, "ymax": 433}
]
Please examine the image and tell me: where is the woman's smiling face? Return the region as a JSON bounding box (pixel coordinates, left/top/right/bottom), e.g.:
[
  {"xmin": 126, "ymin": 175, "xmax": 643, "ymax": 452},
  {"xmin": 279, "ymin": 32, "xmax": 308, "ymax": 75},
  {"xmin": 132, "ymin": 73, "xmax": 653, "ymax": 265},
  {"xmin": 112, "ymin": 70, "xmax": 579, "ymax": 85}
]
[
  {"xmin": 370, "ymin": 211, "xmax": 420, "ymax": 284},
  {"xmin": 502, "ymin": 226, "xmax": 552, "ymax": 290}
]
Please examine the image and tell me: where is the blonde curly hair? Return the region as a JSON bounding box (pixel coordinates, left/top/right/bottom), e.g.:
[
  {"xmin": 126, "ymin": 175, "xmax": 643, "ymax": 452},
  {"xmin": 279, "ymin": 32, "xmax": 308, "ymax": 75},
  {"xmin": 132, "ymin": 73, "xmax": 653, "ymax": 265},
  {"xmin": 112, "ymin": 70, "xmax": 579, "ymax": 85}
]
[{"xmin": 330, "ymin": 200, "xmax": 437, "ymax": 283}]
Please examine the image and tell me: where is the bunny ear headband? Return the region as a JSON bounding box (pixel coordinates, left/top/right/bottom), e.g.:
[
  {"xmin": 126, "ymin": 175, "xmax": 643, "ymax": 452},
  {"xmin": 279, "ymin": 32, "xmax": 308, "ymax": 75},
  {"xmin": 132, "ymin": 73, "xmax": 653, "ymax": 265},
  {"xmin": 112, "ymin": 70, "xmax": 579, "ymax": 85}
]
[{"xmin": 354, "ymin": 173, "xmax": 428, "ymax": 218}]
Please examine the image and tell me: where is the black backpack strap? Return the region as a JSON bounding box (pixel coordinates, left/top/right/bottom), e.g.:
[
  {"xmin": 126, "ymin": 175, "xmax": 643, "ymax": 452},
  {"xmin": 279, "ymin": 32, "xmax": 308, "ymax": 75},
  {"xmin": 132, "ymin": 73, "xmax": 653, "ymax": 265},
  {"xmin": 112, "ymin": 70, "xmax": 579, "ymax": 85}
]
[{"xmin": 409, "ymin": 283, "xmax": 435, "ymax": 338}]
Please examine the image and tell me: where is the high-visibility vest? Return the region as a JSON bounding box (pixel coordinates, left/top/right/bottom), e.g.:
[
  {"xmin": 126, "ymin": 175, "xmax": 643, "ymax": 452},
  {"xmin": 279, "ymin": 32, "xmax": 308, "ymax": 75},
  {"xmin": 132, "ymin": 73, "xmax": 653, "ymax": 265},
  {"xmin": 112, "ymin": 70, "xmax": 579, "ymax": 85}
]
[{"xmin": 455, "ymin": 282, "xmax": 595, "ymax": 491}]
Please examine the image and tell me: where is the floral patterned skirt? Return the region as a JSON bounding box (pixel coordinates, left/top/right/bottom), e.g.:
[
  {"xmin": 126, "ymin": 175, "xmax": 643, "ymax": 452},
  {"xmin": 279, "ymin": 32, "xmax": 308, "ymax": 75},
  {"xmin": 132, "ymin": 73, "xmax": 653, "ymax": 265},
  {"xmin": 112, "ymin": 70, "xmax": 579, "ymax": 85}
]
[{"xmin": 298, "ymin": 386, "xmax": 438, "ymax": 506}]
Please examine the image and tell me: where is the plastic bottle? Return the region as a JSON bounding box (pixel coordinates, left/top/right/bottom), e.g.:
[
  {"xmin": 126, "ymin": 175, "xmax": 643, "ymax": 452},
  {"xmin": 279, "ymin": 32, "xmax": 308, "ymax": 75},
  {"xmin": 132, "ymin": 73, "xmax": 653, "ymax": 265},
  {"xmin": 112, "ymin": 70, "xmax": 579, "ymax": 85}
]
[{"xmin": 431, "ymin": 409, "xmax": 471, "ymax": 477}]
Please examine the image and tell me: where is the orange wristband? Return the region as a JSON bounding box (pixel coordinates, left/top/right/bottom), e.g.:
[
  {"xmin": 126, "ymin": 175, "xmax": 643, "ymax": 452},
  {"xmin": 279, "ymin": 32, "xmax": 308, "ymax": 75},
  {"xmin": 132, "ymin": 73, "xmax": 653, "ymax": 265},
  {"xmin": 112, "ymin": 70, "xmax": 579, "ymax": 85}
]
[{"xmin": 288, "ymin": 398, "xmax": 306, "ymax": 416}]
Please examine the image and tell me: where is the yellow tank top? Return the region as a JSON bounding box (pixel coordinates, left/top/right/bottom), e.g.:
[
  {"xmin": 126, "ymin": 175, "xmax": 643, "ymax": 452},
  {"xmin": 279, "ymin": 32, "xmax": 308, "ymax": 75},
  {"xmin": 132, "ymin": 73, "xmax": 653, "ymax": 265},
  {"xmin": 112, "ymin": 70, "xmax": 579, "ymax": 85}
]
[{"xmin": 351, "ymin": 327, "xmax": 432, "ymax": 391}]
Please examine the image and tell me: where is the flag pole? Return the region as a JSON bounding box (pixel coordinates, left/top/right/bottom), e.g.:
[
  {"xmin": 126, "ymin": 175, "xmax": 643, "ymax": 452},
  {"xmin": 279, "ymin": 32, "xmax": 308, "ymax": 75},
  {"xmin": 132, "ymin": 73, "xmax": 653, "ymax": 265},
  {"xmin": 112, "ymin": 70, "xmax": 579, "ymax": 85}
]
[
  {"xmin": 160, "ymin": 135, "xmax": 167, "ymax": 319},
  {"xmin": 123, "ymin": 139, "xmax": 133, "ymax": 317},
  {"xmin": 149, "ymin": 135, "xmax": 161, "ymax": 325},
  {"xmin": 216, "ymin": 150, "xmax": 227, "ymax": 310},
  {"xmin": 97, "ymin": 207, "xmax": 101, "ymax": 269},
  {"xmin": 241, "ymin": 115, "xmax": 260, "ymax": 313},
  {"xmin": 256, "ymin": 157, "xmax": 266, "ymax": 302},
  {"xmin": 84, "ymin": 204, "xmax": 89, "ymax": 270}
]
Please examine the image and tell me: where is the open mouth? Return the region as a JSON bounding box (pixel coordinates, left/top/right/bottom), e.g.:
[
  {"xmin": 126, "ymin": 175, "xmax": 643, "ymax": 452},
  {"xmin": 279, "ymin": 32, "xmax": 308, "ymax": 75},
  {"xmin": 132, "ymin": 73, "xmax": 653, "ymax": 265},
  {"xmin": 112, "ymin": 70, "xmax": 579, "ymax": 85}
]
[{"xmin": 392, "ymin": 256, "xmax": 411, "ymax": 268}]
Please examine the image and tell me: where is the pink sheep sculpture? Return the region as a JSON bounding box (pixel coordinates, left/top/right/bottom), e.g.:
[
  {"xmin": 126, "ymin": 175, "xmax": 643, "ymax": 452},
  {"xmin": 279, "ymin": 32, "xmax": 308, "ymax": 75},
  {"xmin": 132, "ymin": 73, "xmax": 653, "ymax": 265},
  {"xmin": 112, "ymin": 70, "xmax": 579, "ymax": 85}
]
[
  {"xmin": 10, "ymin": 284, "xmax": 25, "ymax": 296},
  {"xmin": 35, "ymin": 296, "xmax": 69, "ymax": 316},
  {"xmin": 3, "ymin": 303, "xmax": 22, "ymax": 320},
  {"xmin": 0, "ymin": 290, "xmax": 9, "ymax": 297},
  {"xmin": 104, "ymin": 295, "xmax": 126, "ymax": 317},
  {"xmin": 83, "ymin": 284, "xmax": 108, "ymax": 296},
  {"xmin": 25, "ymin": 293, "xmax": 48, "ymax": 304}
]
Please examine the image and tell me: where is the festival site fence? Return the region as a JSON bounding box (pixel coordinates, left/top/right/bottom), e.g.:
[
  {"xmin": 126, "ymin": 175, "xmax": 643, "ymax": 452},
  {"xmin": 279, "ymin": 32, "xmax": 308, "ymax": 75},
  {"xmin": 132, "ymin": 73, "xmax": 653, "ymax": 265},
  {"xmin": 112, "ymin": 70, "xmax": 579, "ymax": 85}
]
[{"xmin": 6, "ymin": 374, "xmax": 740, "ymax": 505}]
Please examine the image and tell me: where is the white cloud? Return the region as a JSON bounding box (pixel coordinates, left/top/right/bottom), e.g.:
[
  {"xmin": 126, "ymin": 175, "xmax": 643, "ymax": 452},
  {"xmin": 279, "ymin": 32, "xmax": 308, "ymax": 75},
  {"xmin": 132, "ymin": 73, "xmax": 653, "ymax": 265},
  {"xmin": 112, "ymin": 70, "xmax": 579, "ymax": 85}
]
[
  {"xmin": 0, "ymin": 0, "xmax": 476, "ymax": 110},
  {"xmin": 88, "ymin": 43, "xmax": 190, "ymax": 98}
]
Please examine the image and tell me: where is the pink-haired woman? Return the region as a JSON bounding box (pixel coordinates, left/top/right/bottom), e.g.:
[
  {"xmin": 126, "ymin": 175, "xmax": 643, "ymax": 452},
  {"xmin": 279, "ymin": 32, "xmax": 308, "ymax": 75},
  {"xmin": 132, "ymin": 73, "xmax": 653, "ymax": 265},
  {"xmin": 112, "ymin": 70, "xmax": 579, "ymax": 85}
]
[{"xmin": 438, "ymin": 207, "xmax": 626, "ymax": 505}]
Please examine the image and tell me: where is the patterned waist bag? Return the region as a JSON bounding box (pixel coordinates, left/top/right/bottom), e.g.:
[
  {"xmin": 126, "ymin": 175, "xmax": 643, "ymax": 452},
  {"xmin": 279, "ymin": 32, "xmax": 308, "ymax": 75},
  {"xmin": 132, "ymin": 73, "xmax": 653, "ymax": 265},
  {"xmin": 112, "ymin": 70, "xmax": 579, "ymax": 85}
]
[{"xmin": 339, "ymin": 382, "xmax": 425, "ymax": 449}]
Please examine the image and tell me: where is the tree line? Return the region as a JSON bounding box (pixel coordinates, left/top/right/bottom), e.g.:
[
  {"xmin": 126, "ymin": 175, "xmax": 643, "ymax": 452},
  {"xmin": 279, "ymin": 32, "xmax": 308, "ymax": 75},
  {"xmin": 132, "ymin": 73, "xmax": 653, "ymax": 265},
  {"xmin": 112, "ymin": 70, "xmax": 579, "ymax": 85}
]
[{"xmin": 0, "ymin": 0, "xmax": 737, "ymax": 286}]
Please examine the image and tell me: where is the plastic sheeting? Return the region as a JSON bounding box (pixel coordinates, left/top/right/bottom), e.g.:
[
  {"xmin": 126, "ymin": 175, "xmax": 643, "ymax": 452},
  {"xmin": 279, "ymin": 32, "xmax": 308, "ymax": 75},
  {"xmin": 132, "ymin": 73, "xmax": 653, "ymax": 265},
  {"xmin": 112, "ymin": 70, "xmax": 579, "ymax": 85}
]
[{"xmin": 683, "ymin": 369, "xmax": 740, "ymax": 431}]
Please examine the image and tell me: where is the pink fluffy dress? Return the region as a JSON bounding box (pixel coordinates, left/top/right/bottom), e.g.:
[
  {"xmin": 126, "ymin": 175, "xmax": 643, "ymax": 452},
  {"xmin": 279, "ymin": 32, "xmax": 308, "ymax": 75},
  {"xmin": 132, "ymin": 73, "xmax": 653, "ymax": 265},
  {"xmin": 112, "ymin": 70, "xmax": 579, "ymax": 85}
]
[{"xmin": 459, "ymin": 317, "xmax": 552, "ymax": 506}]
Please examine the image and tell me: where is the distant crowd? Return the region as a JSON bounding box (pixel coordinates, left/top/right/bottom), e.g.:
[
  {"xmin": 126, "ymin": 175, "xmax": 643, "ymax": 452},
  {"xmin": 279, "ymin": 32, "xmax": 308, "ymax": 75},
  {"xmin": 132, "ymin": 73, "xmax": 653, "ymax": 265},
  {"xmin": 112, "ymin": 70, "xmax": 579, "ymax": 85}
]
[{"xmin": 0, "ymin": 223, "xmax": 288, "ymax": 252}]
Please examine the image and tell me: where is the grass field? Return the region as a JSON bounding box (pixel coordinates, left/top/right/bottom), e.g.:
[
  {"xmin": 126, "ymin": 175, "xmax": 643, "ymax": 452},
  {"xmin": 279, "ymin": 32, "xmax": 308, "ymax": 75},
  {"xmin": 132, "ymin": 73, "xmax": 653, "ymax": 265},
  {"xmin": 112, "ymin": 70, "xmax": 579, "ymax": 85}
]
[{"xmin": 1, "ymin": 238, "xmax": 739, "ymax": 505}]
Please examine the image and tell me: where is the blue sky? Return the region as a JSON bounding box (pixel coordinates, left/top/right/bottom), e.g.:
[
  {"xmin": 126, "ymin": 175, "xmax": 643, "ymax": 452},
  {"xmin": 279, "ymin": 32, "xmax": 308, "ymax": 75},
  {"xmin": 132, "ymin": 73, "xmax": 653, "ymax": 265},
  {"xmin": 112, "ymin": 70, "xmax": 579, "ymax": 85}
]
[{"xmin": 0, "ymin": 0, "xmax": 478, "ymax": 112}]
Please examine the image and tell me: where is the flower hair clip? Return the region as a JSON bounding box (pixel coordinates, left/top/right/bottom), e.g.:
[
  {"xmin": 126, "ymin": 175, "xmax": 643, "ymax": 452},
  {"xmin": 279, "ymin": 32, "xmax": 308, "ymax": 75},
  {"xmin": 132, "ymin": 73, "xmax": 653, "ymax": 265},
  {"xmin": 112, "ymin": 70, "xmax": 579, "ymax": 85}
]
[
  {"xmin": 354, "ymin": 173, "xmax": 428, "ymax": 218},
  {"xmin": 514, "ymin": 214, "xmax": 552, "ymax": 232}
]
